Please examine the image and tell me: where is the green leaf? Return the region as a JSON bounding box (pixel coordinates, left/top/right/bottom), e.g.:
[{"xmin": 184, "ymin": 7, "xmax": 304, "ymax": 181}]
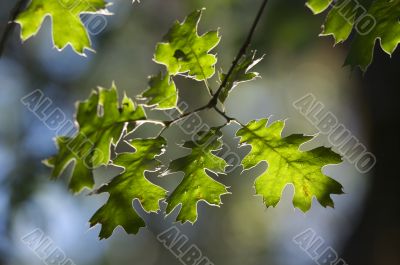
[
  {"xmin": 89, "ymin": 138, "xmax": 167, "ymax": 239},
  {"xmin": 44, "ymin": 136, "xmax": 94, "ymax": 193},
  {"xmin": 166, "ymin": 129, "xmax": 229, "ymax": 223},
  {"xmin": 306, "ymin": 0, "xmax": 400, "ymax": 70},
  {"xmin": 306, "ymin": 0, "xmax": 332, "ymax": 14},
  {"xmin": 219, "ymin": 51, "xmax": 263, "ymax": 103},
  {"xmin": 154, "ymin": 9, "xmax": 221, "ymax": 80},
  {"xmin": 141, "ymin": 72, "xmax": 178, "ymax": 109},
  {"xmin": 236, "ymin": 119, "xmax": 343, "ymax": 212},
  {"xmin": 318, "ymin": 0, "xmax": 356, "ymax": 43},
  {"xmin": 15, "ymin": 0, "xmax": 110, "ymax": 54},
  {"xmin": 44, "ymin": 84, "xmax": 146, "ymax": 193},
  {"xmin": 345, "ymin": 0, "xmax": 400, "ymax": 70}
]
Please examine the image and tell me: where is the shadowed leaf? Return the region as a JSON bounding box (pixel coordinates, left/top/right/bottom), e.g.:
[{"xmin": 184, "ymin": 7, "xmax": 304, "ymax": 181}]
[
  {"xmin": 306, "ymin": 0, "xmax": 400, "ymax": 70},
  {"xmin": 219, "ymin": 51, "xmax": 263, "ymax": 103}
]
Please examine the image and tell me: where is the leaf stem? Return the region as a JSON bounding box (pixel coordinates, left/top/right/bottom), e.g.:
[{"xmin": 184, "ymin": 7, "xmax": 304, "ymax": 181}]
[
  {"xmin": 213, "ymin": 106, "xmax": 233, "ymax": 122},
  {"xmin": 204, "ymin": 79, "xmax": 214, "ymax": 96},
  {"xmin": 0, "ymin": 0, "xmax": 28, "ymax": 59}
]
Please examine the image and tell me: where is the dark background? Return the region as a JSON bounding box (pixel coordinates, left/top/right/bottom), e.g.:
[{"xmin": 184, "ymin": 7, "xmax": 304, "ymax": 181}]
[{"xmin": 0, "ymin": 0, "xmax": 399, "ymax": 264}]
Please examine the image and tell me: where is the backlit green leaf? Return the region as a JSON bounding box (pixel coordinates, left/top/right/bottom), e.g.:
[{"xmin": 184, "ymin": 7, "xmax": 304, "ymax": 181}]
[
  {"xmin": 154, "ymin": 9, "xmax": 221, "ymax": 80},
  {"xmin": 237, "ymin": 119, "xmax": 343, "ymax": 212},
  {"xmin": 166, "ymin": 129, "xmax": 229, "ymax": 223},
  {"xmin": 142, "ymin": 72, "xmax": 178, "ymax": 109},
  {"xmin": 15, "ymin": 0, "xmax": 110, "ymax": 54},
  {"xmin": 44, "ymin": 84, "xmax": 146, "ymax": 193},
  {"xmin": 89, "ymin": 138, "xmax": 167, "ymax": 239}
]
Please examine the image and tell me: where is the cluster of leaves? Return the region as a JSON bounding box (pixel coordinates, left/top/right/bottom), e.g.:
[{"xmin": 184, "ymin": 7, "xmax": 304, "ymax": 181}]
[
  {"xmin": 306, "ymin": 0, "xmax": 400, "ymax": 70},
  {"xmin": 46, "ymin": 10, "xmax": 343, "ymax": 239},
  {"xmin": 14, "ymin": 0, "xmax": 399, "ymax": 69}
]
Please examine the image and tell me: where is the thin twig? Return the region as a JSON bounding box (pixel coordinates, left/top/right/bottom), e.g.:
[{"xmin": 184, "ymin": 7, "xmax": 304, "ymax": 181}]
[
  {"xmin": 213, "ymin": 106, "xmax": 245, "ymax": 127},
  {"xmin": 0, "ymin": 0, "xmax": 28, "ymax": 59},
  {"xmin": 208, "ymin": 0, "xmax": 269, "ymax": 107},
  {"xmin": 204, "ymin": 79, "xmax": 214, "ymax": 96},
  {"xmin": 213, "ymin": 106, "xmax": 234, "ymax": 122}
]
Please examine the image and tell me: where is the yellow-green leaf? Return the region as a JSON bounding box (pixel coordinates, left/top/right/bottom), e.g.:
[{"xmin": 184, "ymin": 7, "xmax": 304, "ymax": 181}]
[
  {"xmin": 16, "ymin": 0, "xmax": 110, "ymax": 54},
  {"xmin": 141, "ymin": 72, "xmax": 178, "ymax": 110},
  {"xmin": 154, "ymin": 9, "xmax": 221, "ymax": 81},
  {"xmin": 89, "ymin": 138, "xmax": 167, "ymax": 239},
  {"xmin": 166, "ymin": 129, "xmax": 229, "ymax": 223},
  {"xmin": 44, "ymin": 84, "xmax": 146, "ymax": 193},
  {"xmin": 237, "ymin": 119, "xmax": 343, "ymax": 212}
]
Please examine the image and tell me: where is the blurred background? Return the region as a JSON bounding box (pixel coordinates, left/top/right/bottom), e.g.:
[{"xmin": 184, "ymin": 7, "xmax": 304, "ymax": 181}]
[{"xmin": 0, "ymin": 0, "xmax": 399, "ymax": 264}]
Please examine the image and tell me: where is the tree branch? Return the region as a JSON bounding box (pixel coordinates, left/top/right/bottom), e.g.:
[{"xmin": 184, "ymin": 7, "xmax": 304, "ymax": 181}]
[
  {"xmin": 208, "ymin": 0, "xmax": 269, "ymax": 107},
  {"xmin": 0, "ymin": 0, "xmax": 28, "ymax": 59}
]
